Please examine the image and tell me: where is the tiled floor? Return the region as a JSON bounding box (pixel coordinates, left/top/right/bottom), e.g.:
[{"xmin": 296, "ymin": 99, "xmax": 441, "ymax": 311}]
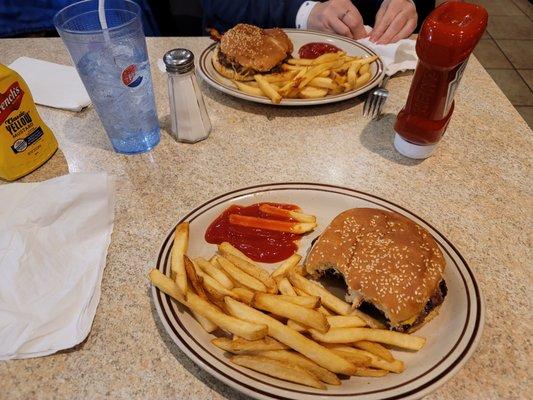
[{"xmin": 471, "ymin": 0, "xmax": 533, "ymax": 128}]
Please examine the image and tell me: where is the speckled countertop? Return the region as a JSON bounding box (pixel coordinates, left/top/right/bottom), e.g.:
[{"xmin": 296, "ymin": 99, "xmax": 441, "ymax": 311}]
[{"xmin": 0, "ymin": 37, "xmax": 531, "ymax": 399}]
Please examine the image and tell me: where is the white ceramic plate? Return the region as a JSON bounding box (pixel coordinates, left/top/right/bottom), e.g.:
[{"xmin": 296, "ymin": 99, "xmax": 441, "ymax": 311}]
[
  {"xmin": 197, "ymin": 30, "xmax": 385, "ymax": 106},
  {"xmin": 152, "ymin": 183, "xmax": 484, "ymax": 400}
]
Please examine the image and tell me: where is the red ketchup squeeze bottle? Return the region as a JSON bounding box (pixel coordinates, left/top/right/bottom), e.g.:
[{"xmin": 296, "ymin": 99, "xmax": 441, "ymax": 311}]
[{"xmin": 394, "ymin": 2, "xmax": 488, "ymax": 159}]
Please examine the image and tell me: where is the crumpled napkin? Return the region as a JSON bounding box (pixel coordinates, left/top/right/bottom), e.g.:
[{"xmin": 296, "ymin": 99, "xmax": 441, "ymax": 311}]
[
  {"xmin": 9, "ymin": 57, "xmax": 91, "ymax": 111},
  {"xmin": 358, "ymin": 27, "xmax": 418, "ymax": 76},
  {"xmin": 0, "ymin": 173, "xmax": 115, "ymax": 360}
]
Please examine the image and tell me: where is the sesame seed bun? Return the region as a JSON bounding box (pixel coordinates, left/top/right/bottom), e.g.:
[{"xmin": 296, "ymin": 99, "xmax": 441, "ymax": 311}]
[
  {"xmin": 212, "ymin": 23, "xmax": 293, "ymax": 81},
  {"xmin": 306, "ymin": 208, "xmax": 446, "ymax": 331}
]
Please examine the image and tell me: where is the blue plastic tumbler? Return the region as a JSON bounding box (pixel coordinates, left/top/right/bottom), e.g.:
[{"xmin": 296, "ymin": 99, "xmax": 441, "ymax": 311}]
[{"xmin": 54, "ymin": 0, "xmax": 160, "ymax": 154}]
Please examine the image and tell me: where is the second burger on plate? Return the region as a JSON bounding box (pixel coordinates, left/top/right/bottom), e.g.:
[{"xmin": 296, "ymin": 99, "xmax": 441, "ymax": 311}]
[{"xmin": 211, "ymin": 23, "xmax": 293, "ymax": 81}]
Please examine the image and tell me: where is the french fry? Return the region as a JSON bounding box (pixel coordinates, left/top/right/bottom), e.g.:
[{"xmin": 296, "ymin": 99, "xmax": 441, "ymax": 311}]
[
  {"xmin": 184, "ymin": 256, "xmax": 208, "ymax": 301},
  {"xmin": 326, "ymin": 348, "xmax": 372, "ymax": 367},
  {"xmin": 149, "ymin": 269, "xmax": 185, "ymax": 301},
  {"xmin": 342, "ymin": 82, "xmax": 352, "ymax": 92},
  {"xmin": 258, "ymin": 204, "xmax": 316, "ymax": 223},
  {"xmin": 298, "ymin": 61, "xmax": 342, "ymax": 90},
  {"xmin": 359, "ymin": 63, "xmax": 370, "ymax": 75},
  {"xmin": 347, "ymin": 61, "xmax": 360, "ymax": 87},
  {"xmin": 231, "ymin": 355, "xmax": 326, "ymax": 389},
  {"xmin": 293, "ymin": 287, "xmax": 308, "ymax": 297},
  {"xmin": 289, "ymin": 272, "xmax": 352, "ymax": 315},
  {"xmin": 344, "ymin": 55, "xmax": 363, "ymax": 62},
  {"xmin": 327, "ymin": 315, "xmax": 366, "ymax": 329},
  {"xmin": 265, "ymin": 294, "xmax": 320, "ymax": 309},
  {"xmin": 350, "ymin": 309, "xmax": 385, "ymax": 329},
  {"xmin": 355, "ymin": 72, "xmax": 371, "ymax": 88},
  {"xmin": 211, "ymin": 337, "xmax": 236, "ymax": 352},
  {"xmin": 282, "ymin": 63, "xmax": 305, "ymax": 71},
  {"xmin": 269, "ymin": 81, "xmax": 285, "ymax": 89},
  {"xmin": 309, "ymin": 327, "xmax": 426, "ymax": 351},
  {"xmin": 287, "ymin": 58, "xmax": 313, "ymax": 66},
  {"xmin": 194, "ymin": 263, "xmax": 239, "ymax": 300},
  {"xmin": 360, "ymin": 55, "xmax": 378, "ymax": 65},
  {"xmin": 328, "ymin": 86, "xmax": 344, "ymax": 96},
  {"xmin": 253, "ymin": 293, "xmax": 329, "ymax": 332},
  {"xmin": 233, "ymin": 80, "xmax": 265, "ymax": 97},
  {"xmin": 333, "ymin": 61, "xmax": 353, "ymax": 73},
  {"xmin": 212, "ymin": 336, "xmax": 289, "ymax": 353},
  {"xmin": 293, "ymin": 265, "xmax": 306, "ymax": 276},
  {"xmin": 318, "ymin": 305, "xmax": 333, "ymax": 316},
  {"xmin": 218, "ymin": 242, "xmax": 255, "ymax": 263},
  {"xmin": 216, "ymin": 256, "xmax": 268, "ymax": 292},
  {"xmin": 171, "ymin": 222, "xmax": 189, "ymax": 295},
  {"xmin": 195, "ymin": 257, "xmax": 234, "ymax": 290},
  {"xmin": 287, "ymin": 319, "xmax": 307, "ymax": 332},
  {"xmin": 220, "ymin": 253, "xmax": 277, "ymax": 293},
  {"xmin": 299, "ymin": 86, "xmax": 328, "ymax": 99},
  {"xmin": 254, "ymin": 74, "xmax": 281, "ymax": 104},
  {"xmin": 278, "ymin": 67, "xmax": 307, "ymax": 96},
  {"xmin": 262, "ymin": 70, "xmax": 298, "ymax": 82},
  {"xmin": 277, "ymin": 277, "xmax": 297, "ymax": 296},
  {"xmin": 260, "ymin": 350, "xmax": 341, "ymax": 385},
  {"xmin": 329, "ymin": 346, "xmax": 404, "ymax": 373},
  {"xmin": 192, "ymin": 311, "xmax": 218, "ymax": 333},
  {"xmin": 271, "ymin": 254, "xmax": 302, "ymax": 281},
  {"xmin": 228, "ymin": 214, "xmax": 316, "ymax": 234},
  {"xmin": 172, "ymin": 258, "xmax": 218, "ymax": 333},
  {"xmin": 309, "ymin": 77, "xmax": 337, "ymax": 90},
  {"xmin": 352, "ymin": 367, "xmax": 389, "ymax": 377},
  {"xmin": 225, "ymin": 297, "xmax": 357, "ymax": 375},
  {"xmin": 231, "ymin": 287, "xmax": 255, "ymax": 304},
  {"xmin": 311, "ymin": 51, "xmax": 344, "ymax": 65},
  {"xmin": 187, "ymin": 291, "xmax": 268, "ymax": 340},
  {"xmin": 149, "ymin": 269, "xmax": 267, "ymax": 340},
  {"xmin": 332, "ymin": 72, "xmax": 347, "ymax": 85},
  {"xmin": 354, "ymin": 340, "xmax": 394, "ymax": 363}
]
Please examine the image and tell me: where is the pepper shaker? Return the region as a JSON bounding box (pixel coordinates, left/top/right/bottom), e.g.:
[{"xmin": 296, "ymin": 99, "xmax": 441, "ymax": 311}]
[{"xmin": 163, "ymin": 49, "xmax": 211, "ymax": 143}]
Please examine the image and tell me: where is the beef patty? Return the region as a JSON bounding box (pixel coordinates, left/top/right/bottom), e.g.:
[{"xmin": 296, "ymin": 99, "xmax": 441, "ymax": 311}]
[{"xmin": 218, "ymin": 50, "xmax": 286, "ymax": 75}]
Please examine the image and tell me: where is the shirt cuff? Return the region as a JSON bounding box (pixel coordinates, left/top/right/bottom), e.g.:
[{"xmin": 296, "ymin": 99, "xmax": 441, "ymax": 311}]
[{"xmin": 295, "ymin": 1, "xmax": 319, "ymax": 30}]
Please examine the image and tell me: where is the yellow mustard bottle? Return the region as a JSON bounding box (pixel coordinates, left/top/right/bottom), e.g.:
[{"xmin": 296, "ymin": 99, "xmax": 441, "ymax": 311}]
[{"xmin": 0, "ymin": 64, "xmax": 58, "ymax": 181}]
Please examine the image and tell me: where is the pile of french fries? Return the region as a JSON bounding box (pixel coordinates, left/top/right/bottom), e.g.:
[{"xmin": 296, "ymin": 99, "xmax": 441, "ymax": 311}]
[
  {"xmin": 149, "ymin": 220, "xmax": 426, "ymax": 390},
  {"xmin": 231, "ymin": 51, "xmax": 377, "ymax": 104}
]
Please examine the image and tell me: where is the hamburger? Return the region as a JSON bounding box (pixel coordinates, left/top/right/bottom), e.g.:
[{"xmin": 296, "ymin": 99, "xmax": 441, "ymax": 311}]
[
  {"xmin": 306, "ymin": 208, "xmax": 447, "ymax": 333},
  {"xmin": 211, "ymin": 23, "xmax": 293, "ymax": 81}
]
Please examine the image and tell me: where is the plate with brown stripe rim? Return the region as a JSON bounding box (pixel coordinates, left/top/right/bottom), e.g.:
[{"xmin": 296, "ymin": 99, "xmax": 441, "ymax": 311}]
[
  {"xmin": 152, "ymin": 183, "xmax": 484, "ymax": 399},
  {"xmin": 197, "ymin": 29, "xmax": 385, "ymax": 106}
]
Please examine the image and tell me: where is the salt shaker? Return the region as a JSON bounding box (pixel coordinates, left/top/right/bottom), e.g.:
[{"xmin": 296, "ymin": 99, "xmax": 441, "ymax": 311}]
[{"xmin": 163, "ymin": 49, "xmax": 211, "ymax": 143}]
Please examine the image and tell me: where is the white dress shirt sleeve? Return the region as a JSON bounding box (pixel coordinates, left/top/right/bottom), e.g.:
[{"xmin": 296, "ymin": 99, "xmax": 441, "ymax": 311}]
[{"xmin": 295, "ymin": 1, "xmax": 319, "ymax": 30}]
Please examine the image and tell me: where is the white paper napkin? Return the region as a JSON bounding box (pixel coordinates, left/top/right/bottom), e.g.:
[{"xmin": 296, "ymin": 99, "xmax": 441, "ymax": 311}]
[
  {"xmin": 9, "ymin": 57, "xmax": 91, "ymax": 111},
  {"xmin": 358, "ymin": 36, "xmax": 418, "ymax": 76},
  {"xmin": 0, "ymin": 173, "xmax": 115, "ymax": 360}
]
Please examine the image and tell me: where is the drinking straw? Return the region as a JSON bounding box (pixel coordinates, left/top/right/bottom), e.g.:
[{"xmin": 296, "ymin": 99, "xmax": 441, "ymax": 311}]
[
  {"xmin": 98, "ymin": 0, "xmax": 108, "ymax": 29},
  {"xmin": 98, "ymin": 0, "xmax": 111, "ymax": 43}
]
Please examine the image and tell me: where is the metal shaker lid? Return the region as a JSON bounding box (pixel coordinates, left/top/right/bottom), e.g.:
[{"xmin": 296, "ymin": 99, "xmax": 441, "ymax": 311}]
[{"xmin": 163, "ymin": 49, "xmax": 194, "ymax": 74}]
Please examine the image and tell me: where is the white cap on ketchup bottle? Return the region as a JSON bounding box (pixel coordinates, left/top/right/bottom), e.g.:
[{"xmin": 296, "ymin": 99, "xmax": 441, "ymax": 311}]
[{"xmin": 393, "ymin": 133, "xmax": 438, "ymax": 159}]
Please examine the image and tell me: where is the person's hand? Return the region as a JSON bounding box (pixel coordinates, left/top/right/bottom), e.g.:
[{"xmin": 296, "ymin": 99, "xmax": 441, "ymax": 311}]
[
  {"xmin": 307, "ymin": 0, "xmax": 368, "ymax": 40},
  {"xmin": 370, "ymin": 0, "xmax": 418, "ymax": 44}
]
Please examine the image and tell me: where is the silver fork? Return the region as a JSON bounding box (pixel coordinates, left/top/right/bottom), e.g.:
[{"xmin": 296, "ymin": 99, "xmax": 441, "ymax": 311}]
[{"xmin": 363, "ymin": 75, "xmax": 390, "ymax": 119}]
